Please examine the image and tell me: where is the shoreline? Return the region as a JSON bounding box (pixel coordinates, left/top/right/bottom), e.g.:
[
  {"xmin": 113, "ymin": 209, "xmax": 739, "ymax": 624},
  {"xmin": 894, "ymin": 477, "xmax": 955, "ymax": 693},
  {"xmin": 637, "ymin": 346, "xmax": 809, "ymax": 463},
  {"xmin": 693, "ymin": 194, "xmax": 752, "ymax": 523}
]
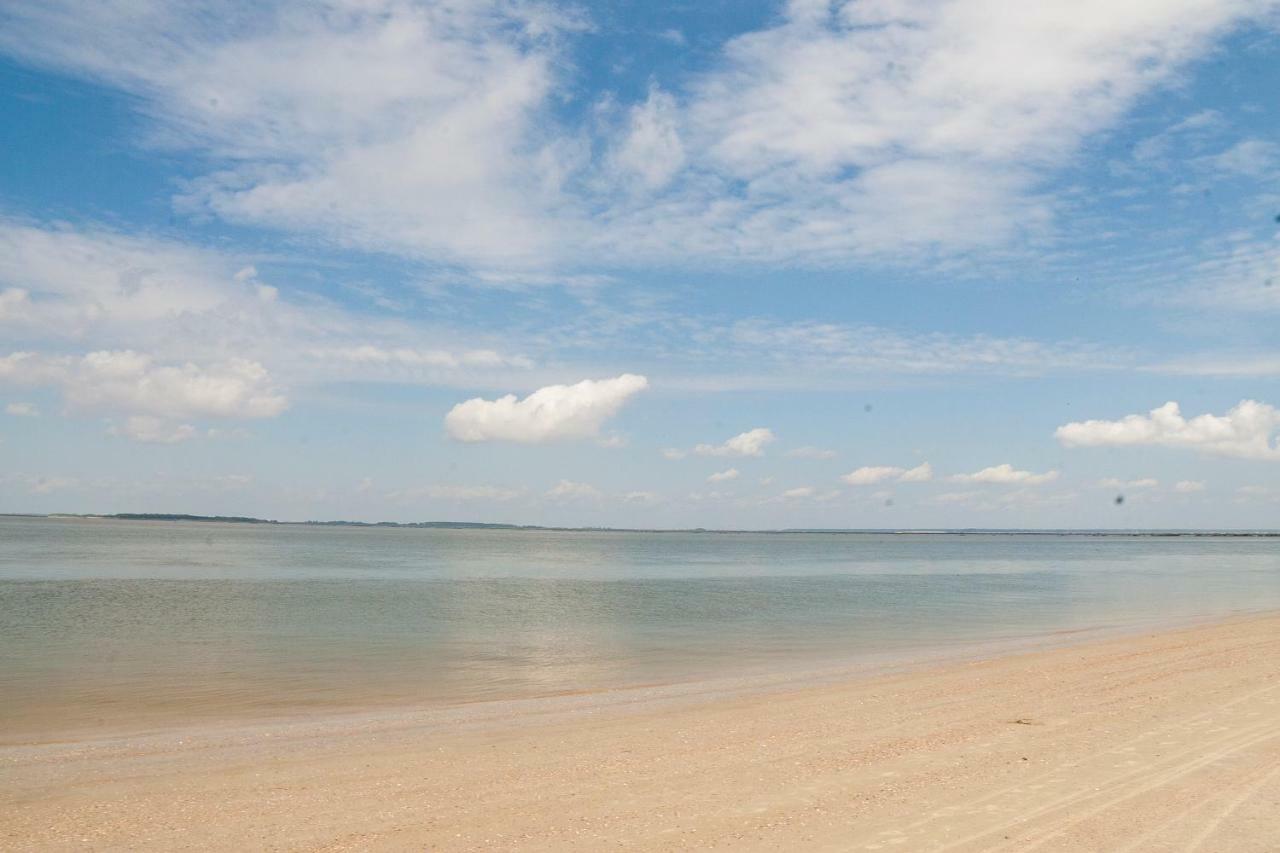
[
  {"xmin": 4, "ymin": 611, "xmax": 1279, "ymax": 850},
  {"xmin": 5, "ymin": 605, "xmax": 1270, "ymax": 749}
]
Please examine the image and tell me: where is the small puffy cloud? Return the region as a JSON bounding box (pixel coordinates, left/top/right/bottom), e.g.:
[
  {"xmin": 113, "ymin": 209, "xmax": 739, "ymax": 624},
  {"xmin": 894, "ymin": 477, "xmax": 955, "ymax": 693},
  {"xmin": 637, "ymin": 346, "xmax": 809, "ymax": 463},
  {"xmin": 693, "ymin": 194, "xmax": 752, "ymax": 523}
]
[
  {"xmin": 622, "ymin": 490, "xmax": 660, "ymax": 504},
  {"xmin": 546, "ymin": 479, "xmax": 601, "ymax": 500},
  {"xmin": 1098, "ymin": 477, "xmax": 1159, "ymax": 489},
  {"xmin": 842, "ymin": 465, "xmax": 904, "ymax": 486},
  {"xmin": 785, "ymin": 446, "xmax": 836, "ymax": 459},
  {"xmin": 5, "ymin": 401, "xmax": 37, "ymax": 417},
  {"xmin": 781, "ymin": 486, "xmax": 816, "ymax": 499},
  {"xmin": 842, "ymin": 462, "xmax": 933, "ymax": 485},
  {"xmin": 899, "ymin": 462, "xmax": 933, "ymax": 483},
  {"xmin": 445, "ymin": 374, "xmax": 648, "ymax": 444},
  {"xmin": 708, "ymin": 468, "xmax": 740, "ymax": 483},
  {"xmin": 1056, "ymin": 400, "xmax": 1280, "ymax": 461},
  {"xmin": 777, "ymin": 486, "xmax": 840, "ymax": 502},
  {"xmin": 693, "ymin": 427, "xmax": 775, "ymax": 457},
  {"xmin": 1174, "ymin": 480, "xmax": 1206, "ymax": 493},
  {"xmin": 110, "ymin": 415, "xmax": 198, "ymax": 444},
  {"xmin": 952, "ymin": 464, "xmax": 1060, "ymax": 485},
  {"xmin": 661, "ymin": 448, "xmax": 687, "ymax": 460}
]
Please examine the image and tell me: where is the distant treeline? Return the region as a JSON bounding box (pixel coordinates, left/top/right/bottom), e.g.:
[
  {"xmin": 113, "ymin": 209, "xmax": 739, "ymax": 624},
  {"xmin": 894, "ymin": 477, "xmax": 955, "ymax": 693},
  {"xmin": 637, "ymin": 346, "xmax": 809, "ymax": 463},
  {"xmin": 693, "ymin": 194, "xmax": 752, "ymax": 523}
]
[{"xmin": 12, "ymin": 514, "xmax": 1278, "ymax": 536}]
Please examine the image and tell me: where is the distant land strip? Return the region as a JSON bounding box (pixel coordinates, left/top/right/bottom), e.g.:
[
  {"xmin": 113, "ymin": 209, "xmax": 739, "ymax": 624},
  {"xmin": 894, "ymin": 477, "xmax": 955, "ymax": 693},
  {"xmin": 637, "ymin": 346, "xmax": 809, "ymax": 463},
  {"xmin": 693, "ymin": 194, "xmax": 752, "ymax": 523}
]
[{"xmin": 3, "ymin": 513, "xmax": 1278, "ymax": 536}]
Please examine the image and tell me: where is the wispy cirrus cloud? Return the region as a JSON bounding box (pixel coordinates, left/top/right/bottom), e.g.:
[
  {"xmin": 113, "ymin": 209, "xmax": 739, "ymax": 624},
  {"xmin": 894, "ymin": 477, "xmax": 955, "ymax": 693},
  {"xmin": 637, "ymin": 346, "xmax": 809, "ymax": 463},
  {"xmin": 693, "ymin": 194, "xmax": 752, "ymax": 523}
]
[{"xmin": 2, "ymin": 0, "xmax": 1269, "ymax": 270}]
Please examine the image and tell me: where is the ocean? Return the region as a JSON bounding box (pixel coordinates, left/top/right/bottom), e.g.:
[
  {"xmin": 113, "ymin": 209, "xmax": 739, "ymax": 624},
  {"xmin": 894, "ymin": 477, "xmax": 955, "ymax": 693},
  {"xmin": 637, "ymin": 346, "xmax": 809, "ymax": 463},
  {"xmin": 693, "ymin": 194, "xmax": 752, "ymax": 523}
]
[{"xmin": 2, "ymin": 516, "xmax": 1278, "ymax": 740}]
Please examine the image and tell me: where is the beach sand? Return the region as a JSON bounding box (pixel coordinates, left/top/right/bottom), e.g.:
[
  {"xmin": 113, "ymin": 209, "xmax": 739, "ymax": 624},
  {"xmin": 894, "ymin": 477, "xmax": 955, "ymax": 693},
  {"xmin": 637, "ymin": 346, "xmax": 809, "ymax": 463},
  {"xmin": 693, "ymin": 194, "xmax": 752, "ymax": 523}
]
[{"xmin": 3, "ymin": 613, "xmax": 1279, "ymax": 851}]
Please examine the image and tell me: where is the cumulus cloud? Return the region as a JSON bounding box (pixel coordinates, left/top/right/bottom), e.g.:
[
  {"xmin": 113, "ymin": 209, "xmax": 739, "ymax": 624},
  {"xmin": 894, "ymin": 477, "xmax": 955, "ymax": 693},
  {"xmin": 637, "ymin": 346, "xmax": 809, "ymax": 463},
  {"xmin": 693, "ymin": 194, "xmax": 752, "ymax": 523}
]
[
  {"xmin": 1175, "ymin": 480, "xmax": 1206, "ymax": 493},
  {"xmin": 708, "ymin": 468, "xmax": 740, "ymax": 483},
  {"xmin": 781, "ymin": 486, "xmax": 816, "ymax": 499},
  {"xmin": 693, "ymin": 427, "xmax": 775, "ymax": 457},
  {"xmin": 952, "ymin": 464, "xmax": 1060, "ymax": 485},
  {"xmin": 841, "ymin": 462, "xmax": 933, "ymax": 485},
  {"xmin": 1056, "ymin": 400, "xmax": 1280, "ymax": 461},
  {"xmin": 0, "ymin": 350, "xmax": 287, "ymax": 420},
  {"xmin": 444, "ymin": 374, "xmax": 648, "ymax": 443},
  {"xmin": 785, "ymin": 446, "xmax": 836, "ymax": 459}
]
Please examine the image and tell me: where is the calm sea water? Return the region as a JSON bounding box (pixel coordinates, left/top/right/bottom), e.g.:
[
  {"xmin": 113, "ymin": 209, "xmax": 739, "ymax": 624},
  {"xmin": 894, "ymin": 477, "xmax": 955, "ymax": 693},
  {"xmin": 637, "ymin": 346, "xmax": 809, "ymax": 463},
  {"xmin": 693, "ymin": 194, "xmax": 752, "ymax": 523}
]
[{"xmin": 2, "ymin": 517, "xmax": 1278, "ymax": 739}]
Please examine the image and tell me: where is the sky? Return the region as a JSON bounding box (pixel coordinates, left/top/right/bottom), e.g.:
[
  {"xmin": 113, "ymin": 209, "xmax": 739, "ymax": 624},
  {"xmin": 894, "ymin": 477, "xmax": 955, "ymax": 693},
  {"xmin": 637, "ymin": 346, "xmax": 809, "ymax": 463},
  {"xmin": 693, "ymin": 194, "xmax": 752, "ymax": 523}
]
[{"xmin": 0, "ymin": 0, "xmax": 1278, "ymax": 529}]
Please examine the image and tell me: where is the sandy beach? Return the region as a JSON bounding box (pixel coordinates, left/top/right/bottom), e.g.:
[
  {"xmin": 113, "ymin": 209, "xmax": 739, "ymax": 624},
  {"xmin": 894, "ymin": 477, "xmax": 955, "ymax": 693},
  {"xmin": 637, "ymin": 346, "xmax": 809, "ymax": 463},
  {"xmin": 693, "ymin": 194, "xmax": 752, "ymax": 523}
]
[{"xmin": 3, "ymin": 613, "xmax": 1279, "ymax": 851}]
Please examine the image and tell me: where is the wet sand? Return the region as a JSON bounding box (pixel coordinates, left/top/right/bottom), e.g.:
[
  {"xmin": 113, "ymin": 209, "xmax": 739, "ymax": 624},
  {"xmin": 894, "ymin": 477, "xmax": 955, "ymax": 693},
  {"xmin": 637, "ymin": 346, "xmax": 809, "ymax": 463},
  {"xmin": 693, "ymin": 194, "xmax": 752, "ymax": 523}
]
[{"xmin": 3, "ymin": 613, "xmax": 1279, "ymax": 851}]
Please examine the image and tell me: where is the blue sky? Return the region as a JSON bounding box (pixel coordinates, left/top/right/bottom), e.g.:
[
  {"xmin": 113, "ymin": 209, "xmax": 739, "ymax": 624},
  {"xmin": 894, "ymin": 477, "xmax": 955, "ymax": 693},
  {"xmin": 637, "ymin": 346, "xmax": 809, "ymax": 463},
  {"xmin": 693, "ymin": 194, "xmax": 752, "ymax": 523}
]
[{"xmin": 0, "ymin": 0, "xmax": 1278, "ymax": 528}]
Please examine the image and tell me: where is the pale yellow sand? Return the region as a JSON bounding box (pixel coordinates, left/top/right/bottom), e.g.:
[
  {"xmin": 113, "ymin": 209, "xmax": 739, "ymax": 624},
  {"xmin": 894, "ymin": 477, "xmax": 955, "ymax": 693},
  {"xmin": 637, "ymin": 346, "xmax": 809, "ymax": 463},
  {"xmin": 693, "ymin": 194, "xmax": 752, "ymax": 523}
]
[{"xmin": 4, "ymin": 614, "xmax": 1280, "ymax": 851}]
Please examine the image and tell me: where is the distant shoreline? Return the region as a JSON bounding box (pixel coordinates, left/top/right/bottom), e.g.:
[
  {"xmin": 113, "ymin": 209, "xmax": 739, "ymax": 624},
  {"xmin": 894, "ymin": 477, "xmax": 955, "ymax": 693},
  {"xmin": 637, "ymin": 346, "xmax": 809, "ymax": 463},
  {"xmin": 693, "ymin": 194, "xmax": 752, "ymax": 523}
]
[{"xmin": 4, "ymin": 513, "xmax": 1279, "ymax": 536}]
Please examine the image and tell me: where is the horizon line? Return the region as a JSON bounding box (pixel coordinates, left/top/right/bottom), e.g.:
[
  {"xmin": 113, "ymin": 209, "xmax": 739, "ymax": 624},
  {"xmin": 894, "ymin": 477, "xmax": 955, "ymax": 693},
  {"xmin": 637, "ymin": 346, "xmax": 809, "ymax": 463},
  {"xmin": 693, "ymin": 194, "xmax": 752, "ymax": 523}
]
[{"xmin": 5, "ymin": 513, "xmax": 1279, "ymax": 537}]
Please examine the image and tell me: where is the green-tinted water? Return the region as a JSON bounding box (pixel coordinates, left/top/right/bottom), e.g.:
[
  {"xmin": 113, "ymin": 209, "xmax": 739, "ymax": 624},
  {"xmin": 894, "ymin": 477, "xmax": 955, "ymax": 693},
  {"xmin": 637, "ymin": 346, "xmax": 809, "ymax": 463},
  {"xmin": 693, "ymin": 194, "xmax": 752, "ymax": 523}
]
[{"xmin": 2, "ymin": 517, "xmax": 1278, "ymax": 739}]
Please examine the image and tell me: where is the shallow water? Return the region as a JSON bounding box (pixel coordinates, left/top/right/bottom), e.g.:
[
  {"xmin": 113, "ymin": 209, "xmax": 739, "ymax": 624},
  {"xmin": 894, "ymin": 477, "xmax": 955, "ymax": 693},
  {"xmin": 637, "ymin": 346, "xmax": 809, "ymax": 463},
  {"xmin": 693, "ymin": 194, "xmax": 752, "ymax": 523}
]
[{"xmin": 2, "ymin": 517, "xmax": 1278, "ymax": 739}]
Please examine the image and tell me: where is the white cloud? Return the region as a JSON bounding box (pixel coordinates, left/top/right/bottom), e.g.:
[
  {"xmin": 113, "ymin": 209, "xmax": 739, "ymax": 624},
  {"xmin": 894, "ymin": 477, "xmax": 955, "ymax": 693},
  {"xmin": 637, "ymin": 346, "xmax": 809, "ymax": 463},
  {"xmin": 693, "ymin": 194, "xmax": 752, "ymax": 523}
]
[
  {"xmin": 899, "ymin": 462, "xmax": 933, "ymax": 483},
  {"xmin": 5, "ymin": 401, "xmax": 38, "ymax": 417},
  {"xmin": 661, "ymin": 448, "xmax": 687, "ymax": 460},
  {"xmin": 693, "ymin": 427, "xmax": 775, "ymax": 457},
  {"xmin": 1175, "ymin": 480, "xmax": 1206, "ymax": 493},
  {"xmin": 842, "ymin": 465, "xmax": 905, "ymax": 486},
  {"xmin": 0, "ymin": 350, "xmax": 287, "ymax": 420},
  {"xmin": 1056, "ymin": 400, "xmax": 1280, "ymax": 461},
  {"xmin": 444, "ymin": 374, "xmax": 648, "ymax": 443},
  {"xmin": 952, "ymin": 464, "xmax": 1060, "ymax": 485},
  {"xmin": 1098, "ymin": 477, "xmax": 1159, "ymax": 489},
  {"xmin": 3, "ymin": 0, "xmax": 1263, "ymax": 269},
  {"xmin": 708, "ymin": 468, "xmax": 740, "ymax": 483},
  {"xmin": 0, "ymin": 1, "xmax": 584, "ymax": 268},
  {"xmin": 842, "ymin": 462, "xmax": 933, "ymax": 485},
  {"xmin": 622, "ymin": 490, "xmax": 660, "ymax": 504},
  {"xmin": 781, "ymin": 486, "xmax": 816, "ymax": 499},
  {"xmin": 785, "ymin": 446, "xmax": 836, "ymax": 459},
  {"xmin": 110, "ymin": 415, "xmax": 198, "ymax": 444},
  {"xmin": 546, "ymin": 479, "xmax": 602, "ymax": 500},
  {"xmin": 324, "ymin": 346, "xmax": 533, "ymax": 371},
  {"xmin": 600, "ymin": 0, "xmax": 1267, "ymax": 265},
  {"xmin": 610, "ymin": 87, "xmax": 685, "ymax": 191}
]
